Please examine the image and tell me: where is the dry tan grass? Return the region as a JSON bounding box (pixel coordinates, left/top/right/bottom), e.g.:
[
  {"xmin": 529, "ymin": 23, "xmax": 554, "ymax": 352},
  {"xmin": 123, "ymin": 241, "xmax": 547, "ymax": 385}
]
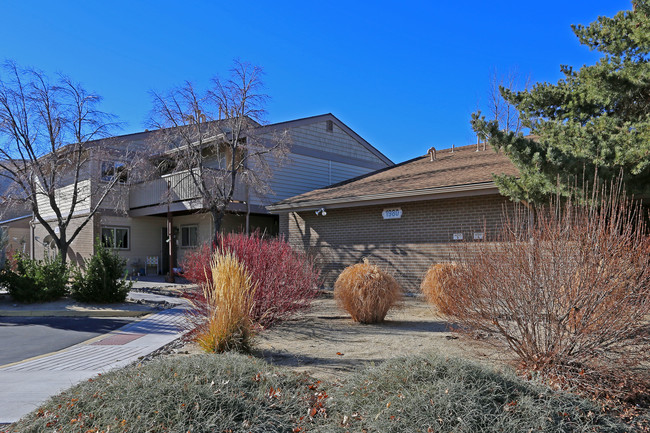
[
  {"xmin": 334, "ymin": 258, "xmax": 402, "ymax": 324},
  {"xmin": 195, "ymin": 251, "xmax": 256, "ymax": 353},
  {"xmin": 420, "ymin": 262, "xmax": 458, "ymax": 315}
]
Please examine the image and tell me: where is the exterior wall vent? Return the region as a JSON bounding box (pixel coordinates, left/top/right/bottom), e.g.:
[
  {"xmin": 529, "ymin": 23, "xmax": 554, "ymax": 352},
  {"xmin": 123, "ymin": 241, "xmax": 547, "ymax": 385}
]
[{"xmin": 326, "ymin": 120, "xmax": 333, "ymax": 132}]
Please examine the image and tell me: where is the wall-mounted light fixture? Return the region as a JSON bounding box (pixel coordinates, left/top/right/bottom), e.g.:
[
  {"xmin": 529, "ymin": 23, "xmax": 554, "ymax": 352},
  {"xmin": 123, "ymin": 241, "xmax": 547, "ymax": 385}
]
[{"xmin": 315, "ymin": 207, "xmax": 327, "ymax": 216}]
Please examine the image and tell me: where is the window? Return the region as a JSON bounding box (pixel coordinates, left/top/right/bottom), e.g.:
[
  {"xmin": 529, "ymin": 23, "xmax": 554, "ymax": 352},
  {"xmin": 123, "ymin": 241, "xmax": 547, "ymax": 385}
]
[
  {"xmin": 101, "ymin": 227, "xmax": 129, "ymax": 249},
  {"xmin": 181, "ymin": 225, "xmax": 198, "ymax": 248},
  {"xmin": 101, "ymin": 161, "xmax": 128, "ymax": 183}
]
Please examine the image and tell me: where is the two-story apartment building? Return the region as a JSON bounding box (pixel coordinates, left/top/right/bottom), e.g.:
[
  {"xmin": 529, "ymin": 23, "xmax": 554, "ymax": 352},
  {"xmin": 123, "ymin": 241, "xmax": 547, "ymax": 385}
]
[{"xmin": 1, "ymin": 114, "xmax": 392, "ymax": 275}]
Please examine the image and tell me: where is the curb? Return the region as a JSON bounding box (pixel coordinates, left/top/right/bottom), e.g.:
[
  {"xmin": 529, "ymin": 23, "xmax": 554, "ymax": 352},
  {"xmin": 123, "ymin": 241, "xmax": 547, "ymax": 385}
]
[{"xmin": 0, "ymin": 309, "xmax": 153, "ymax": 318}]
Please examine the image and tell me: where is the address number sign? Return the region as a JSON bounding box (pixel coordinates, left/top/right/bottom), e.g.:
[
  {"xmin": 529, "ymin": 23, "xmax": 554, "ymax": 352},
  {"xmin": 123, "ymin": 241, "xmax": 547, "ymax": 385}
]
[{"xmin": 382, "ymin": 208, "xmax": 402, "ymax": 219}]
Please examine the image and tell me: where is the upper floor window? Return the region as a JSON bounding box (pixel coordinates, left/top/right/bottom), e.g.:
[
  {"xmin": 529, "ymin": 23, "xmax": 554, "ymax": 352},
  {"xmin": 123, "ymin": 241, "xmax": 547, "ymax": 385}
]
[
  {"xmin": 180, "ymin": 225, "xmax": 198, "ymax": 248},
  {"xmin": 101, "ymin": 161, "xmax": 128, "ymax": 183},
  {"xmin": 101, "ymin": 226, "xmax": 129, "ymax": 249}
]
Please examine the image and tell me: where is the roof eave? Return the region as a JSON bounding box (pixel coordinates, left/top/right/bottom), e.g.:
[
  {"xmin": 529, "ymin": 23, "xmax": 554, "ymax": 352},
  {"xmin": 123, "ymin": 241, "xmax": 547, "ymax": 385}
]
[{"xmin": 267, "ymin": 182, "xmax": 501, "ymax": 213}]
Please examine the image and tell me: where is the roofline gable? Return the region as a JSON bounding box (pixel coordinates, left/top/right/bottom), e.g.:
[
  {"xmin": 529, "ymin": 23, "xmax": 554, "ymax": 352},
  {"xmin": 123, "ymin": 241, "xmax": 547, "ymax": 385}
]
[{"xmin": 261, "ymin": 113, "xmax": 393, "ymax": 166}]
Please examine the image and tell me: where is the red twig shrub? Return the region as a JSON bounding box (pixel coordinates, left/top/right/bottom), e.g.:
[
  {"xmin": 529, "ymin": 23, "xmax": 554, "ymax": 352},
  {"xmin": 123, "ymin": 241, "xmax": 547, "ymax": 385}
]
[
  {"xmin": 420, "ymin": 262, "xmax": 457, "ymax": 314},
  {"xmin": 443, "ymin": 183, "xmax": 650, "ymax": 402},
  {"xmin": 182, "ymin": 233, "xmax": 321, "ymax": 329},
  {"xmin": 334, "ymin": 258, "xmax": 402, "ymax": 324}
]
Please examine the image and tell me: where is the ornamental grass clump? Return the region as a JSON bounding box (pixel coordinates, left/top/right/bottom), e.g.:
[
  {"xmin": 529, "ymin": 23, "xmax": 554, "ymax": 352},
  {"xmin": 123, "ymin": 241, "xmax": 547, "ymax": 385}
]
[
  {"xmin": 190, "ymin": 251, "xmax": 256, "ymax": 353},
  {"xmin": 8, "ymin": 354, "xmax": 318, "ymax": 433},
  {"xmin": 420, "ymin": 262, "xmax": 457, "ymax": 315},
  {"xmin": 322, "ymin": 354, "xmax": 627, "ymax": 433},
  {"xmin": 334, "ymin": 258, "xmax": 401, "ymax": 324}
]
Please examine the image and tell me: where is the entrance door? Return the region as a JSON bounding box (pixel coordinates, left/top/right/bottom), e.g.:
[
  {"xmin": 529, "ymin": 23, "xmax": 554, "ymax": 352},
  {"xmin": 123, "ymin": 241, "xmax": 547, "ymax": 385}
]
[{"xmin": 161, "ymin": 227, "xmax": 177, "ymax": 275}]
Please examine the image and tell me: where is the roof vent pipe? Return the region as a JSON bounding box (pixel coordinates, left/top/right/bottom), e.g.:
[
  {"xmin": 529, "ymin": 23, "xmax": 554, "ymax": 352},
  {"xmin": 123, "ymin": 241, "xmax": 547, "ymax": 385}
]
[
  {"xmin": 451, "ymin": 144, "xmax": 455, "ymax": 153},
  {"xmin": 428, "ymin": 147, "xmax": 436, "ymax": 161}
]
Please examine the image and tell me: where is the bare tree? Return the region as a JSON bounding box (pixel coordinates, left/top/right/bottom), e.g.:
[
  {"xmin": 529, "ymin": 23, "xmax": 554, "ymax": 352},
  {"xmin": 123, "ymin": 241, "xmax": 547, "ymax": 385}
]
[
  {"xmin": 148, "ymin": 60, "xmax": 289, "ymax": 241},
  {"xmin": 0, "ymin": 61, "xmax": 125, "ymax": 264},
  {"xmin": 486, "ymin": 67, "xmax": 530, "ymax": 134}
]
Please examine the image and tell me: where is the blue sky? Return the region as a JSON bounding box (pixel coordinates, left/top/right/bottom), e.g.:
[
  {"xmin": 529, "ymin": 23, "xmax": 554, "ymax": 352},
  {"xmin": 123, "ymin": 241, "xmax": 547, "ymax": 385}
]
[{"xmin": 0, "ymin": 1, "xmax": 631, "ymax": 163}]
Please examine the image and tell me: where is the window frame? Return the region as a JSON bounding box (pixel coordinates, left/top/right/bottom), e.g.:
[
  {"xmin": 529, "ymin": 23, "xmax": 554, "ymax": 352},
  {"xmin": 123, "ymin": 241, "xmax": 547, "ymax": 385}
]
[
  {"xmin": 101, "ymin": 226, "xmax": 130, "ymax": 250},
  {"xmin": 100, "ymin": 161, "xmax": 128, "ymax": 183},
  {"xmin": 180, "ymin": 225, "xmax": 198, "ymax": 248}
]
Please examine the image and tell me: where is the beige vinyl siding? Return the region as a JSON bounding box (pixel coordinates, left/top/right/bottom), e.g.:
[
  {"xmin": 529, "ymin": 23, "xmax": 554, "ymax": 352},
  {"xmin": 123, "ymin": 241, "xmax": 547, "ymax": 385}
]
[
  {"xmin": 97, "ymin": 183, "xmax": 130, "ymax": 212},
  {"xmin": 101, "ymin": 213, "xmax": 213, "ymax": 273},
  {"xmin": 249, "ymin": 153, "xmax": 377, "ymax": 207},
  {"xmin": 173, "ymin": 213, "xmax": 212, "ymax": 264},
  {"xmin": 101, "ymin": 215, "xmax": 164, "ymax": 269},
  {"xmin": 35, "ymin": 179, "xmax": 92, "ymax": 220},
  {"xmin": 286, "ymin": 121, "xmax": 380, "ymax": 163},
  {"xmin": 330, "ymin": 161, "xmax": 374, "ymax": 183}
]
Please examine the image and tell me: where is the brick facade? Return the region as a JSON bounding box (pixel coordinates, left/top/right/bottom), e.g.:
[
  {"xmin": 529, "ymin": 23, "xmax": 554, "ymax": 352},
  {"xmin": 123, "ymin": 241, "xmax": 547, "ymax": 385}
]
[
  {"xmin": 33, "ymin": 215, "xmax": 97, "ymax": 265},
  {"xmin": 281, "ymin": 194, "xmax": 512, "ymax": 291}
]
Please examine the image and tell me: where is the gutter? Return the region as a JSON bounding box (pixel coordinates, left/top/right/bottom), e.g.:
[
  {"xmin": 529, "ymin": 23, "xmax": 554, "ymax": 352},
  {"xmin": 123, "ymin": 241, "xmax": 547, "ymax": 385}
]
[
  {"xmin": 268, "ymin": 181, "xmax": 500, "ymax": 213},
  {"xmin": 0, "ymin": 214, "xmax": 32, "ymax": 225}
]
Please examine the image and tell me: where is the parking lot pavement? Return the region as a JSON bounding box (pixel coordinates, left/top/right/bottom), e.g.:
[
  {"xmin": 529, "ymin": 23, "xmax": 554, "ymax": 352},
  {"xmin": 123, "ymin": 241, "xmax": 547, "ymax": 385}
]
[
  {"xmin": 0, "ymin": 292, "xmax": 190, "ymax": 425},
  {"xmin": 0, "ymin": 316, "xmax": 137, "ymax": 365}
]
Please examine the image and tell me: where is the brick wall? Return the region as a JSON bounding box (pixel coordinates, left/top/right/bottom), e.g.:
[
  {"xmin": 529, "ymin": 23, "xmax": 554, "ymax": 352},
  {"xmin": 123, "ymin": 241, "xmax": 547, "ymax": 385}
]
[
  {"xmin": 281, "ymin": 194, "xmax": 512, "ymax": 291},
  {"xmin": 33, "ymin": 215, "xmax": 97, "ymax": 265}
]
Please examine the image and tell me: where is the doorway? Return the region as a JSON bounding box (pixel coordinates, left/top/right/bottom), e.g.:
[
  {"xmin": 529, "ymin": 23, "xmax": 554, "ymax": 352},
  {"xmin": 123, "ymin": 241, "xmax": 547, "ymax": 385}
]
[{"xmin": 161, "ymin": 227, "xmax": 177, "ymax": 275}]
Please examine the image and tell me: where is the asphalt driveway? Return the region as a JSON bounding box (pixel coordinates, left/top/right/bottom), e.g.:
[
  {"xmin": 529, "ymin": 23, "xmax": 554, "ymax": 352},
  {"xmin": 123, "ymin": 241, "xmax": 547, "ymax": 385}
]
[{"xmin": 0, "ymin": 316, "xmax": 136, "ymax": 365}]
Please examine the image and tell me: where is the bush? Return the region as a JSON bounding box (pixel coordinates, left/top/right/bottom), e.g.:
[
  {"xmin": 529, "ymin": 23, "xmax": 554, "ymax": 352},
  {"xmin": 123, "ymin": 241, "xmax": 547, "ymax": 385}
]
[
  {"xmin": 443, "ymin": 182, "xmax": 650, "ymax": 401},
  {"xmin": 334, "ymin": 258, "xmax": 401, "ymax": 324},
  {"xmin": 321, "ymin": 354, "xmax": 628, "ymax": 433},
  {"xmin": 188, "ymin": 251, "xmax": 256, "ymax": 353},
  {"xmin": 0, "ymin": 254, "xmax": 69, "ymax": 303},
  {"xmin": 420, "ymin": 262, "xmax": 457, "ymax": 314},
  {"xmin": 7, "ymin": 353, "xmax": 318, "ymax": 433},
  {"xmin": 69, "ymin": 242, "xmax": 132, "ymax": 303},
  {"xmin": 182, "ymin": 232, "xmax": 320, "ymax": 329}
]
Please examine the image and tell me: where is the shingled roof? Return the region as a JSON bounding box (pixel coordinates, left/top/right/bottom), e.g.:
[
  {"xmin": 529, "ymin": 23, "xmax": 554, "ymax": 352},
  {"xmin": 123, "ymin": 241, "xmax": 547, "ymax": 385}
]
[{"xmin": 268, "ymin": 144, "xmax": 518, "ymax": 211}]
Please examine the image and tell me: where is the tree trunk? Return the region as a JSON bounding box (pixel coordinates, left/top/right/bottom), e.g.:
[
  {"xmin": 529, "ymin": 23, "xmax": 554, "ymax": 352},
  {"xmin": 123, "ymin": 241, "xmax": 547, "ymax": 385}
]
[
  {"xmin": 211, "ymin": 208, "xmax": 225, "ymax": 248},
  {"xmin": 57, "ymin": 240, "xmax": 69, "ymax": 264}
]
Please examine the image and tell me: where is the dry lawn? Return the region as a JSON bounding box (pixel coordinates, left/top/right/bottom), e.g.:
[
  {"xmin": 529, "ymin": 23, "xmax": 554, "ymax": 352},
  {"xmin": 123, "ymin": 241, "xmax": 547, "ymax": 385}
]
[{"xmin": 247, "ymin": 292, "xmax": 514, "ymax": 381}]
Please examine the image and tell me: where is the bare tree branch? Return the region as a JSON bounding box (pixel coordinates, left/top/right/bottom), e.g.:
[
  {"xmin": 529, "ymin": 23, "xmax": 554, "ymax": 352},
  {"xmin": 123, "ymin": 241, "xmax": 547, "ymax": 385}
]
[
  {"xmin": 486, "ymin": 67, "xmax": 530, "ymax": 134},
  {"xmin": 148, "ymin": 60, "xmax": 289, "ymax": 240},
  {"xmin": 0, "ymin": 61, "xmax": 127, "ymax": 263}
]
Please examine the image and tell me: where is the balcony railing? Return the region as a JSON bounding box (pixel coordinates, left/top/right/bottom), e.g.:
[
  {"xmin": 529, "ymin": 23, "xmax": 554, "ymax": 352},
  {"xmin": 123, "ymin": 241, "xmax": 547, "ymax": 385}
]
[{"xmin": 129, "ymin": 170, "xmax": 246, "ymax": 211}]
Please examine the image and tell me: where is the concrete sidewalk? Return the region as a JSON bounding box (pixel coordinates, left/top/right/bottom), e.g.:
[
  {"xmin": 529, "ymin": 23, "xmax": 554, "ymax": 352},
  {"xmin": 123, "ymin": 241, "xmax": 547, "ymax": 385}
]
[{"xmin": 0, "ymin": 294, "xmax": 191, "ymax": 424}]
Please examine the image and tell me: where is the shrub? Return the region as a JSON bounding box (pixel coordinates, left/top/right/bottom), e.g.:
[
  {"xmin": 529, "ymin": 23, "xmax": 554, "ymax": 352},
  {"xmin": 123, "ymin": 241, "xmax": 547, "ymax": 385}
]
[
  {"xmin": 188, "ymin": 251, "xmax": 256, "ymax": 353},
  {"xmin": 7, "ymin": 353, "xmax": 318, "ymax": 433},
  {"xmin": 420, "ymin": 262, "xmax": 457, "ymax": 314},
  {"xmin": 0, "ymin": 254, "xmax": 69, "ymax": 303},
  {"xmin": 334, "ymin": 258, "xmax": 401, "ymax": 324},
  {"xmin": 443, "ymin": 182, "xmax": 650, "ymax": 401},
  {"xmin": 69, "ymin": 242, "xmax": 132, "ymax": 303},
  {"xmin": 321, "ymin": 354, "xmax": 627, "ymax": 433},
  {"xmin": 182, "ymin": 232, "xmax": 320, "ymax": 328}
]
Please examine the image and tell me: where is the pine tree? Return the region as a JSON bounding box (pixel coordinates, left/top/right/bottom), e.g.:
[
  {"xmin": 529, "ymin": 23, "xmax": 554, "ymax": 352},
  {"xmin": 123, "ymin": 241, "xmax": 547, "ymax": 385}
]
[{"xmin": 472, "ymin": 1, "xmax": 650, "ymax": 203}]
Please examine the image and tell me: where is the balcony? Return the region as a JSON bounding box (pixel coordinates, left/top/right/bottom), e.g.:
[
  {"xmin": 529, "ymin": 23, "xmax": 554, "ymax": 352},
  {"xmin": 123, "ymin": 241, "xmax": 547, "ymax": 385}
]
[{"xmin": 129, "ymin": 170, "xmax": 247, "ymax": 217}]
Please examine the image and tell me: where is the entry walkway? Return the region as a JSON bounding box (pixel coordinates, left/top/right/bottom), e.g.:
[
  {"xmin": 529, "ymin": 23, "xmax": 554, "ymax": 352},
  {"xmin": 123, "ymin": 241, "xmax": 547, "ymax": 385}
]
[{"xmin": 0, "ymin": 302, "xmax": 190, "ymax": 424}]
